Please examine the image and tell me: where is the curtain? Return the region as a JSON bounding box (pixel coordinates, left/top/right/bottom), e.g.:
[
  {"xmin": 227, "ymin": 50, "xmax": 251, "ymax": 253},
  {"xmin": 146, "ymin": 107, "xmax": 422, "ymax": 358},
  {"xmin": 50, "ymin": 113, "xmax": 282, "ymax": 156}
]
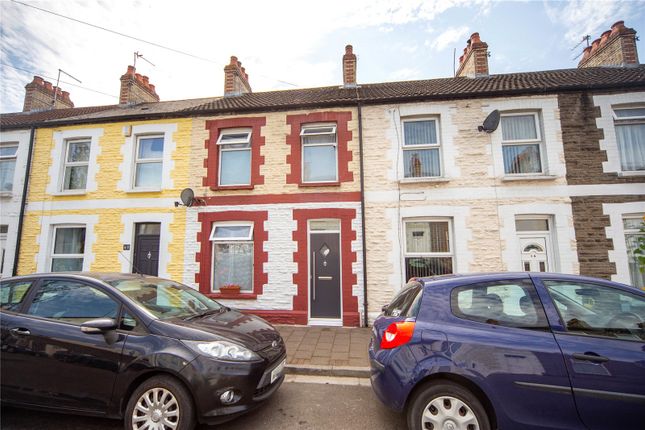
[
  {"xmin": 135, "ymin": 162, "xmax": 162, "ymax": 187},
  {"xmin": 54, "ymin": 227, "xmax": 85, "ymax": 255},
  {"xmin": 615, "ymin": 124, "xmax": 645, "ymax": 171},
  {"xmin": 501, "ymin": 115, "xmax": 537, "ymax": 141},
  {"xmin": 626, "ymin": 233, "xmax": 645, "ymax": 288},
  {"xmin": 220, "ymin": 149, "xmax": 251, "ymax": 185},
  {"xmin": 403, "ymin": 148, "xmax": 440, "ymax": 177},
  {"xmin": 503, "ymin": 144, "xmax": 541, "ymax": 174},
  {"xmin": 63, "ymin": 165, "xmax": 88, "ymax": 190},
  {"xmin": 213, "ymin": 243, "xmax": 253, "ymax": 291},
  {"xmin": 0, "ymin": 159, "xmax": 15, "ymax": 191},
  {"xmin": 404, "ymin": 120, "xmax": 437, "ymax": 145}
]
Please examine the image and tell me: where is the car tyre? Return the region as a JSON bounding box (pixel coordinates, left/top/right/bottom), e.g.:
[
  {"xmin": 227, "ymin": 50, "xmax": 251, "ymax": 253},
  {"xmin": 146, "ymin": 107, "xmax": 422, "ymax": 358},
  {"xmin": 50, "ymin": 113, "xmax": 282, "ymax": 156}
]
[
  {"xmin": 407, "ymin": 381, "xmax": 490, "ymax": 430},
  {"xmin": 125, "ymin": 375, "xmax": 196, "ymax": 430}
]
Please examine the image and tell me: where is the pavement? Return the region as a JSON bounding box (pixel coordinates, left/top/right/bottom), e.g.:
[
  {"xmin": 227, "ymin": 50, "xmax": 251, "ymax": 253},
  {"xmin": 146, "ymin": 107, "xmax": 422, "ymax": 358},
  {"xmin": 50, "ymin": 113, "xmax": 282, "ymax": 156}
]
[{"xmin": 276, "ymin": 325, "xmax": 372, "ymax": 378}]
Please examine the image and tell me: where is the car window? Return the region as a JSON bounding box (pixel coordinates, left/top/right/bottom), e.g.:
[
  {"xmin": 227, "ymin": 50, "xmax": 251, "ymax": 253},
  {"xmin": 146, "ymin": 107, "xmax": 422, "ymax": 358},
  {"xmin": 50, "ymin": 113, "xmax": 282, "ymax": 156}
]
[
  {"xmin": 0, "ymin": 281, "xmax": 33, "ymax": 312},
  {"xmin": 384, "ymin": 281, "xmax": 423, "ymax": 317},
  {"xmin": 27, "ymin": 280, "xmax": 119, "ymax": 325},
  {"xmin": 451, "ymin": 280, "xmax": 549, "ymax": 329},
  {"xmin": 544, "ymin": 281, "xmax": 645, "ymax": 341}
]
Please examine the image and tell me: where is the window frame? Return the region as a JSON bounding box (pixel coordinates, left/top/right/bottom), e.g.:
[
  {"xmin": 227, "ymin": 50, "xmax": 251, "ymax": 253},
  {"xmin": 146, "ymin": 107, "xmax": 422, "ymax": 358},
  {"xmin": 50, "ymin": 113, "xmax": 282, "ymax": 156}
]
[
  {"xmin": 401, "ymin": 117, "xmax": 442, "ymax": 179},
  {"xmin": 49, "ymin": 225, "xmax": 86, "ymax": 272},
  {"xmin": 209, "ymin": 222, "xmax": 255, "ymax": 293},
  {"xmin": 59, "ymin": 139, "xmax": 91, "ymax": 192},
  {"xmin": 612, "ymin": 105, "xmax": 645, "ymax": 173},
  {"xmin": 132, "ymin": 134, "xmax": 164, "ymax": 190},
  {"xmin": 500, "ymin": 111, "xmax": 545, "ymax": 175},
  {"xmin": 300, "ymin": 123, "xmax": 338, "ymax": 184},
  {"xmin": 623, "ymin": 214, "xmax": 645, "ymax": 289},
  {"xmin": 0, "ymin": 142, "xmax": 19, "ymax": 193},
  {"xmin": 216, "ymin": 128, "xmax": 252, "ymax": 187},
  {"xmin": 403, "ymin": 218, "xmax": 454, "ymax": 278}
]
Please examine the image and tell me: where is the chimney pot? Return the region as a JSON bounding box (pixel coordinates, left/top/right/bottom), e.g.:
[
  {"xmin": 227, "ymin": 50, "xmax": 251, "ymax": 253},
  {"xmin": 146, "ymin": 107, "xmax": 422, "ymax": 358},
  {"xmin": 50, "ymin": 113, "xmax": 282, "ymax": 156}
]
[
  {"xmin": 224, "ymin": 55, "xmax": 252, "ymax": 96},
  {"xmin": 455, "ymin": 31, "xmax": 489, "ymax": 77},
  {"xmin": 470, "ymin": 32, "xmax": 481, "ymax": 44},
  {"xmin": 579, "ymin": 20, "xmax": 638, "ymax": 68},
  {"xmin": 127, "ymin": 65, "xmax": 135, "ymax": 75},
  {"xmin": 611, "ymin": 20, "xmax": 625, "ymax": 33},
  {"xmin": 23, "ymin": 75, "xmax": 74, "ymax": 111},
  {"xmin": 345, "ymin": 45, "xmax": 353, "ymax": 54},
  {"xmin": 119, "ymin": 64, "xmax": 160, "ymax": 104},
  {"xmin": 600, "ymin": 30, "xmax": 611, "ymax": 46},
  {"xmin": 342, "ymin": 43, "xmax": 358, "ymax": 87}
]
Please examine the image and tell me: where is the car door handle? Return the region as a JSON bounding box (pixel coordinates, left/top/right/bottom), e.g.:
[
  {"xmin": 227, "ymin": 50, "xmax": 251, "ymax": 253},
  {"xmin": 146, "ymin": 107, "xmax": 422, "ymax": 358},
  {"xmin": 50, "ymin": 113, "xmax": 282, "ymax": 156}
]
[
  {"xmin": 10, "ymin": 327, "xmax": 31, "ymax": 336},
  {"xmin": 572, "ymin": 353, "xmax": 609, "ymax": 363}
]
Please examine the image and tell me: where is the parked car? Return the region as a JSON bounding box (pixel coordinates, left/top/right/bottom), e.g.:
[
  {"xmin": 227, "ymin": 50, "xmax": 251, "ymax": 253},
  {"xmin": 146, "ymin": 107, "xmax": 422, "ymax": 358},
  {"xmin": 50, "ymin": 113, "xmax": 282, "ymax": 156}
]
[
  {"xmin": 369, "ymin": 272, "xmax": 645, "ymax": 430},
  {"xmin": 0, "ymin": 273, "xmax": 286, "ymax": 430}
]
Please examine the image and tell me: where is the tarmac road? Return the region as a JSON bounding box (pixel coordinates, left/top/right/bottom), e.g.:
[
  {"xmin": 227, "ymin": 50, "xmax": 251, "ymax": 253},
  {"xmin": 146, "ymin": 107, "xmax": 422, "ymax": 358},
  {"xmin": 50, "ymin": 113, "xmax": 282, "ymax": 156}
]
[{"xmin": 1, "ymin": 376, "xmax": 407, "ymax": 430}]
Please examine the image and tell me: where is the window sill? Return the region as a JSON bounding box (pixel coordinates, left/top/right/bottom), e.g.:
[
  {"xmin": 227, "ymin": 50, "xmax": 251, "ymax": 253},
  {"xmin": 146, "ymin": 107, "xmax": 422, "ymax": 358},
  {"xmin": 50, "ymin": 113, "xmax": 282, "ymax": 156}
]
[
  {"xmin": 51, "ymin": 190, "xmax": 87, "ymax": 196},
  {"xmin": 299, "ymin": 181, "xmax": 340, "ymax": 187},
  {"xmin": 0, "ymin": 191, "xmax": 13, "ymax": 198},
  {"xmin": 208, "ymin": 292, "xmax": 258, "ymax": 300},
  {"xmin": 210, "ymin": 184, "xmax": 254, "ymax": 191},
  {"xmin": 617, "ymin": 171, "xmax": 645, "ymax": 177},
  {"xmin": 501, "ymin": 175, "xmax": 558, "ymax": 182},
  {"xmin": 399, "ymin": 177, "xmax": 450, "ymax": 184},
  {"xmin": 126, "ymin": 188, "xmax": 162, "ymax": 193}
]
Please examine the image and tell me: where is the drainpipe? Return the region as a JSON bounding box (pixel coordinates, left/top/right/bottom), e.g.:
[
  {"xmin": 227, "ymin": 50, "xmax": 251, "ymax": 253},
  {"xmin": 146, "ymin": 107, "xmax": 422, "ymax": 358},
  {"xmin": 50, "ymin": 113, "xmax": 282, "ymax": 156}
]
[
  {"xmin": 12, "ymin": 126, "xmax": 36, "ymax": 276},
  {"xmin": 357, "ymin": 99, "xmax": 369, "ymax": 327}
]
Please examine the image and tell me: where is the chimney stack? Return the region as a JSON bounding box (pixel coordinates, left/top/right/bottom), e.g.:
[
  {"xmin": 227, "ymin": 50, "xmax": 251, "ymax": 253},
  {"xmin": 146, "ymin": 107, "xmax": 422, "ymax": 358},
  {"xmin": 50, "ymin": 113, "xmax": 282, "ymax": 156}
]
[
  {"xmin": 22, "ymin": 76, "xmax": 74, "ymax": 112},
  {"xmin": 343, "ymin": 45, "xmax": 357, "ymax": 87},
  {"xmin": 119, "ymin": 65, "xmax": 160, "ymax": 105},
  {"xmin": 578, "ymin": 20, "xmax": 639, "ymax": 68},
  {"xmin": 224, "ymin": 56, "xmax": 252, "ymax": 97},
  {"xmin": 455, "ymin": 32, "xmax": 489, "ymax": 78}
]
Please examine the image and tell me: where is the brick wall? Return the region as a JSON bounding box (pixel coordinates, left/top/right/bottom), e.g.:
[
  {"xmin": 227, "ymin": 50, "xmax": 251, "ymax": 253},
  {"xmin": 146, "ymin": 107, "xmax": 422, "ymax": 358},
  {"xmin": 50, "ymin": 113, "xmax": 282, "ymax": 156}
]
[{"xmin": 571, "ymin": 195, "xmax": 644, "ymax": 280}]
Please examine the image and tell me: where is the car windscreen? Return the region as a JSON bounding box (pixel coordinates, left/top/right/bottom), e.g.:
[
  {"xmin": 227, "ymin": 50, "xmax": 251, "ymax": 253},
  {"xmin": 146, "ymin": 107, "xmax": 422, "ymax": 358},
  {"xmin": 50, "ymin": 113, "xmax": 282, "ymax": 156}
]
[
  {"xmin": 109, "ymin": 278, "xmax": 222, "ymax": 320},
  {"xmin": 384, "ymin": 281, "xmax": 423, "ymax": 318}
]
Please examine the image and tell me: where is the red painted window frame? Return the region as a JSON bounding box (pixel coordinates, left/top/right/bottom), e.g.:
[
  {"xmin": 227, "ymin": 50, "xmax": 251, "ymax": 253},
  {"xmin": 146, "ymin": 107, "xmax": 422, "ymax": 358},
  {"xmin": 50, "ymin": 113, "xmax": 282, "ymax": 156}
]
[
  {"xmin": 285, "ymin": 112, "xmax": 353, "ymax": 187},
  {"xmin": 204, "ymin": 117, "xmax": 266, "ymax": 190},
  {"xmin": 195, "ymin": 210, "xmax": 268, "ymax": 300}
]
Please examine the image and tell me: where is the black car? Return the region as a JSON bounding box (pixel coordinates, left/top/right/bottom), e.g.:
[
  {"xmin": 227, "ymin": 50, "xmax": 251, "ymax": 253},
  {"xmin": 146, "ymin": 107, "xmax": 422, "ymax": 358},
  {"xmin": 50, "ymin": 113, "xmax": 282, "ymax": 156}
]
[{"xmin": 0, "ymin": 273, "xmax": 286, "ymax": 430}]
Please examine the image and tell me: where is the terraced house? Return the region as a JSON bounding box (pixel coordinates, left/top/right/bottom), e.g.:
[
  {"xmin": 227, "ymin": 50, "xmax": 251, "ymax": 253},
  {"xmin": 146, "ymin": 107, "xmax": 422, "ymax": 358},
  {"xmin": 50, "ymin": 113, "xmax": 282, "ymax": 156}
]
[{"xmin": 1, "ymin": 20, "xmax": 643, "ymax": 327}]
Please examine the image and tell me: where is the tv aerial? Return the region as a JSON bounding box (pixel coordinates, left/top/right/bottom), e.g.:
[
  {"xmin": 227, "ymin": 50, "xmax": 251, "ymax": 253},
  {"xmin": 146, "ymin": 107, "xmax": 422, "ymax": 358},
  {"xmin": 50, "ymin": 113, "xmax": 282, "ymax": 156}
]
[{"xmin": 478, "ymin": 109, "xmax": 500, "ymax": 133}]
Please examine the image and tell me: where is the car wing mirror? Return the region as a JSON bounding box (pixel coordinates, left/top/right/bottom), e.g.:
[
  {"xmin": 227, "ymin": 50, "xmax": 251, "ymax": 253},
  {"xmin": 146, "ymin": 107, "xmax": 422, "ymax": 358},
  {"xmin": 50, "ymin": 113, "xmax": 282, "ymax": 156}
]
[
  {"xmin": 81, "ymin": 318, "xmax": 117, "ymax": 334},
  {"xmin": 381, "ymin": 304, "xmax": 389, "ymax": 313}
]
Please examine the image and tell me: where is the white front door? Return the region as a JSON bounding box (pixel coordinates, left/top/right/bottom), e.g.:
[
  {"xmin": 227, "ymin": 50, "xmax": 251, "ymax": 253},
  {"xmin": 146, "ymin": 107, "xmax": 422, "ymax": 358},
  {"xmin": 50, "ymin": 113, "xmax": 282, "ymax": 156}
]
[{"xmin": 519, "ymin": 237, "xmax": 549, "ymax": 272}]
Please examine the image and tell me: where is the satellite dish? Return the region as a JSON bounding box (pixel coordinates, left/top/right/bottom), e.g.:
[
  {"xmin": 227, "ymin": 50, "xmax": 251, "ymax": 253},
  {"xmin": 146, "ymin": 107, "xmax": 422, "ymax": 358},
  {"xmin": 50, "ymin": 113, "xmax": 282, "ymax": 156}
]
[
  {"xmin": 180, "ymin": 188, "xmax": 195, "ymax": 207},
  {"xmin": 478, "ymin": 109, "xmax": 500, "ymax": 133}
]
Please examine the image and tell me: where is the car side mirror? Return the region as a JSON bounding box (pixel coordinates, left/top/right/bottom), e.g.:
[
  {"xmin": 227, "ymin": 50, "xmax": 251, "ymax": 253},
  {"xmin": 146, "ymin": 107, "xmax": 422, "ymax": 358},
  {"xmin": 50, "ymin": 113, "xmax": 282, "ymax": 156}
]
[
  {"xmin": 381, "ymin": 304, "xmax": 389, "ymax": 313},
  {"xmin": 81, "ymin": 318, "xmax": 117, "ymax": 334}
]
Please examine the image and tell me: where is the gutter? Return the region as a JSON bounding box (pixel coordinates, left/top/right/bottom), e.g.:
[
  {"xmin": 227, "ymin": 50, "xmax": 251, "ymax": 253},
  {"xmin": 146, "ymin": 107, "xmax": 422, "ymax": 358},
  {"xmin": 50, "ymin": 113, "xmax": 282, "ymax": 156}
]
[
  {"xmin": 12, "ymin": 126, "xmax": 36, "ymax": 276},
  {"xmin": 356, "ymin": 92, "xmax": 369, "ymax": 327}
]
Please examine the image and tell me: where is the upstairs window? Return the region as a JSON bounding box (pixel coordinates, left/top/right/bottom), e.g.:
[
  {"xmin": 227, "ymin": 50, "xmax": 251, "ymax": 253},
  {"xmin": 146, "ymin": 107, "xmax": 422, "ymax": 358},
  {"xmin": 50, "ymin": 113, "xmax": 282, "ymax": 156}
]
[
  {"xmin": 210, "ymin": 223, "xmax": 254, "ymax": 292},
  {"xmin": 61, "ymin": 139, "xmax": 90, "ymax": 191},
  {"xmin": 613, "ymin": 107, "xmax": 645, "ymax": 172},
  {"xmin": 402, "ymin": 119, "xmax": 441, "ymax": 178},
  {"xmin": 501, "ymin": 113, "xmax": 543, "ymax": 175},
  {"xmin": 0, "ymin": 144, "xmax": 18, "ymax": 192},
  {"xmin": 301, "ymin": 124, "xmax": 337, "ymax": 183},
  {"xmin": 134, "ymin": 136, "xmax": 164, "ymax": 189},
  {"xmin": 217, "ymin": 129, "xmax": 251, "ymax": 186}
]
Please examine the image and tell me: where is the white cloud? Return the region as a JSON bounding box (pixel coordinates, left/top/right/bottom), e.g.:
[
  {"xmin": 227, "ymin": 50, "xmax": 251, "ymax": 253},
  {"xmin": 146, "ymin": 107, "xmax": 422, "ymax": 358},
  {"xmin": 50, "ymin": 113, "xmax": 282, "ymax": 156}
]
[
  {"xmin": 389, "ymin": 67, "xmax": 423, "ymax": 80},
  {"xmin": 429, "ymin": 26, "xmax": 470, "ymax": 51},
  {"xmin": 543, "ymin": 0, "xmax": 633, "ymax": 43}
]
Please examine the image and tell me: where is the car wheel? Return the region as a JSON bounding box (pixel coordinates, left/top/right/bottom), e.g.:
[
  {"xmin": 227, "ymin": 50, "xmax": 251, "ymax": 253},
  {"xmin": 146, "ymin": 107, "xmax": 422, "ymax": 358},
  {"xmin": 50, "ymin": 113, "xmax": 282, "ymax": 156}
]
[
  {"xmin": 125, "ymin": 375, "xmax": 195, "ymax": 430},
  {"xmin": 407, "ymin": 381, "xmax": 490, "ymax": 430}
]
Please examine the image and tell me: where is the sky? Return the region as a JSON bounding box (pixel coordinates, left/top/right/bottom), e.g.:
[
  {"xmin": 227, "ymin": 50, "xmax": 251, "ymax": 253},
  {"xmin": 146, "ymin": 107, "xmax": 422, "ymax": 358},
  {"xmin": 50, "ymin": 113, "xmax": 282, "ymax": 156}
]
[{"xmin": 1, "ymin": 0, "xmax": 644, "ymax": 113}]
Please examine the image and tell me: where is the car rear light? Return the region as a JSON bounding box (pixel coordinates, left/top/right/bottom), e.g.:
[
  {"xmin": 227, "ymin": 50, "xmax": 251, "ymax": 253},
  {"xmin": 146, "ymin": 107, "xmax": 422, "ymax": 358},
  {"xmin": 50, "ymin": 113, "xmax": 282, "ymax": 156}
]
[{"xmin": 380, "ymin": 321, "xmax": 416, "ymax": 349}]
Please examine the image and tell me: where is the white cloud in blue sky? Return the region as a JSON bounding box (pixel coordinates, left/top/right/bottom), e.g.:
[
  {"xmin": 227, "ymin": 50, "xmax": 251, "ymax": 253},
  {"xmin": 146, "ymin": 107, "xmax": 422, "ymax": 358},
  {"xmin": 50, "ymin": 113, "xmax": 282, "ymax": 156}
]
[{"xmin": 1, "ymin": 0, "xmax": 643, "ymax": 113}]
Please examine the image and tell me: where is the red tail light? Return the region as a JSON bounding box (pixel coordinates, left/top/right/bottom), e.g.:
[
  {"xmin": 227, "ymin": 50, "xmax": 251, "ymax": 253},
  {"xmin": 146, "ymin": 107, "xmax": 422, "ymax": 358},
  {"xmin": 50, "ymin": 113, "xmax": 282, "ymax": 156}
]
[{"xmin": 380, "ymin": 321, "xmax": 416, "ymax": 349}]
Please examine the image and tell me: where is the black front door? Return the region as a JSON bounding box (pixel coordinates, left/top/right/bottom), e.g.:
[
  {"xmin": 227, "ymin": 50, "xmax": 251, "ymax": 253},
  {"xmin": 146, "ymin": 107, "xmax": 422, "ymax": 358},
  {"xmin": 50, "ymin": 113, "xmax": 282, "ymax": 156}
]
[
  {"xmin": 133, "ymin": 223, "xmax": 160, "ymax": 276},
  {"xmin": 309, "ymin": 232, "xmax": 341, "ymax": 319}
]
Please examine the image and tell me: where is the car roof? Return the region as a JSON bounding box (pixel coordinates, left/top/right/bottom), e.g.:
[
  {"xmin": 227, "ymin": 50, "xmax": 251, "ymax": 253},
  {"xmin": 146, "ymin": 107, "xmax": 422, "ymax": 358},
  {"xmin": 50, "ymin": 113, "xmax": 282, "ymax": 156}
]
[
  {"xmin": 416, "ymin": 272, "xmax": 636, "ymax": 290},
  {"xmin": 1, "ymin": 272, "xmax": 167, "ymax": 284}
]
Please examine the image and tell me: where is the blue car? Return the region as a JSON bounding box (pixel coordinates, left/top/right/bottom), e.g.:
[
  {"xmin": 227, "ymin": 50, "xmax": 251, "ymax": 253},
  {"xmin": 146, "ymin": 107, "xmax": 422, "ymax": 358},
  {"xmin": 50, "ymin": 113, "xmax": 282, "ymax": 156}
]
[{"xmin": 369, "ymin": 273, "xmax": 645, "ymax": 430}]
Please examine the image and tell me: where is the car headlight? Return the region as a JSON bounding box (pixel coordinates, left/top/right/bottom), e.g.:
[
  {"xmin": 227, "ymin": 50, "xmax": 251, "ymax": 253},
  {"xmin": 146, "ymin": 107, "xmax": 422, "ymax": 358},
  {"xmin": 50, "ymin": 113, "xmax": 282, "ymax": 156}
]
[{"xmin": 184, "ymin": 340, "xmax": 261, "ymax": 361}]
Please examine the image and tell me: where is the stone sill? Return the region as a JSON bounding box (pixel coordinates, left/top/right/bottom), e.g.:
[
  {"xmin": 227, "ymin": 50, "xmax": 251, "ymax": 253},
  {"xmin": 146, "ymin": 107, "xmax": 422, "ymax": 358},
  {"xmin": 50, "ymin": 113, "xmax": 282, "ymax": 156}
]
[
  {"xmin": 501, "ymin": 175, "xmax": 558, "ymax": 182},
  {"xmin": 617, "ymin": 171, "xmax": 645, "ymax": 177},
  {"xmin": 399, "ymin": 177, "xmax": 450, "ymax": 184},
  {"xmin": 208, "ymin": 292, "xmax": 258, "ymax": 300},
  {"xmin": 51, "ymin": 190, "xmax": 87, "ymax": 196},
  {"xmin": 0, "ymin": 192, "xmax": 13, "ymax": 198},
  {"xmin": 126, "ymin": 188, "xmax": 162, "ymax": 194}
]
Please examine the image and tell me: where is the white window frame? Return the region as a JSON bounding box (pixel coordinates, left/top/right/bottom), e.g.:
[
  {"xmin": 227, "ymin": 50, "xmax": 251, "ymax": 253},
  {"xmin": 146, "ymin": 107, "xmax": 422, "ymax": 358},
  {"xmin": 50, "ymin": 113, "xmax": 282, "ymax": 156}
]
[
  {"xmin": 0, "ymin": 143, "xmax": 18, "ymax": 194},
  {"xmin": 60, "ymin": 139, "xmax": 91, "ymax": 192},
  {"xmin": 132, "ymin": 134, "xmax": 164, "ymax": 190},
  {"xmin": 209, "ymin": 222, "xmax": 254, "ymax": 293},
  {"xmin": 612, "ymin": 105, "xmax": 645, "ymax": 173},
  {"xmin": 401, "ymin": 117, "xmax": 442, "ymax": 179},
  {"xmin": 49, "ymin": 225, "xmax": 86, "ymax": 272},
  {"xmin": 300, "ymin": 123, "xmax": 338, "ymax": 183},
  {"xmin": 0, "ymin": 224, "xmax": 7, "ymax": 275},
  {"xmin": 217, "ymin": 128, "xmax": 252, "ymax": 186},
  {"xmin": 403, "ymin": 218, "xmax": 454, "ymax": 278},
  {"xmin": 623, "ymin": 214, "xmax": 645, "ymax": 288},
  {"xmin": 500, "ymin": 111, "xmax": 544, "ymax": 175}
]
